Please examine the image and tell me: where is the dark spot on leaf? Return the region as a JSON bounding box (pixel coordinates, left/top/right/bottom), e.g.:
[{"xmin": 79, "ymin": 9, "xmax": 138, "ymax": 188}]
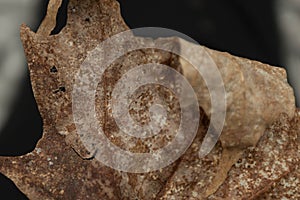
[
  {"xmin": 59, "ymin": 86, "xmax": 66, "ymax": 92},
  {"xmin": 53, "ymin": 89, "xmax": 59, "ymax": 94},
  {"xmin": 50, "ymin": 66, "xmax": 58, "ymax": 73},
  {"xmin": 53, "ymin": 86, "xmax": 66, "ymax": 94}
]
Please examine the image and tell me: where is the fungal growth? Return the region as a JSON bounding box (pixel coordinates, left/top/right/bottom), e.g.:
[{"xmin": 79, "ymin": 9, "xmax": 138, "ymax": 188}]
[{"xmin": 0, "ymin": 0, "xmax": 298, "ymax": 199}]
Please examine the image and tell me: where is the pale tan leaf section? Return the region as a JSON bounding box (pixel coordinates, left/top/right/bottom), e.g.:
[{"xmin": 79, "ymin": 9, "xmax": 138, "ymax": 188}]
[{"xmin": 37, "ymin": 0, "xmax": 63, "ymax": 36}]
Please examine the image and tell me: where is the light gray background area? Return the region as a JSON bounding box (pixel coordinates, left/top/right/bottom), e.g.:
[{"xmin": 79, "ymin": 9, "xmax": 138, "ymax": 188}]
[
  {"xmin": 276, "ymin": 0, "xmax": 300, "ymax": 106},
  {"xmin": 0, "ymin": 0, "xmax": 39, "ymax": 132}
]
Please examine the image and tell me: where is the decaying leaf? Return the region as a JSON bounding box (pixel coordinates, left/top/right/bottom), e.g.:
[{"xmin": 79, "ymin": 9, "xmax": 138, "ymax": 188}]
[
  {"xmin": 180, "ymin": 43, "xmax": 295, "ymax": 196},
  {"xmin": 0, "ymin": 0, "xmax": 299, "ymax": 199}
]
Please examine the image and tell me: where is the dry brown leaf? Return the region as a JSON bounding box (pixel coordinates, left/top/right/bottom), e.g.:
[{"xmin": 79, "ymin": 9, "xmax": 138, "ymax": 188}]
[{"xmin": 0, "ymin": 0, "xmax": 298, "ymax": 199}]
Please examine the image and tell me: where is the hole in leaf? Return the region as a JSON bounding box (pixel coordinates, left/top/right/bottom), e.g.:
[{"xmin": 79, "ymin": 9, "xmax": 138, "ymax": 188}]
[
  {"xmin": 50, "ymin": 66, "xmax": 58, "ymax": 73},
  {"xmin": 59, "ymin": 86, "xmax": 66, "ymax": 92},
  {"xmin": 53, "ymin": 86, "xmax": 66, "ymax": 94}
]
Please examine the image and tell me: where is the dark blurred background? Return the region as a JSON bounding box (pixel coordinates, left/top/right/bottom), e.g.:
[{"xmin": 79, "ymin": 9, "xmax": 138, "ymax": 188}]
[{"xmin": 0, "ymin": 0, "xmax": 299, "ymax": 198}]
